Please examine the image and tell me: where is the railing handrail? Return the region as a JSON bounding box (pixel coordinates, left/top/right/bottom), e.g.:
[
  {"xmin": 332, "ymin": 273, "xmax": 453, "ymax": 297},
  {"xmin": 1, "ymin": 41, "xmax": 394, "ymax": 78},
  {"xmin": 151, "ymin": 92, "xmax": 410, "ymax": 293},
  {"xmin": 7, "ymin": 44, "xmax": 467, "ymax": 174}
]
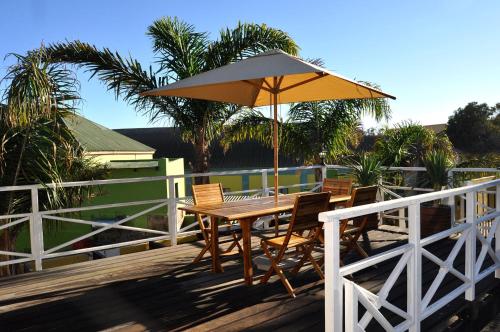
[
  {"xmin": 327, "ymin": 164, "xmax": 499, "ymax": 173},
  {"xmin": 0, "ymin": 165, "xmax": 496, "ymax": 193},
  {"xmin": 320, "ymin": 178, "xmax": 500, "ymax": 222},
  {"xmin": 0, "ymin": 165, "xmax": 324, "ymax": 192}
]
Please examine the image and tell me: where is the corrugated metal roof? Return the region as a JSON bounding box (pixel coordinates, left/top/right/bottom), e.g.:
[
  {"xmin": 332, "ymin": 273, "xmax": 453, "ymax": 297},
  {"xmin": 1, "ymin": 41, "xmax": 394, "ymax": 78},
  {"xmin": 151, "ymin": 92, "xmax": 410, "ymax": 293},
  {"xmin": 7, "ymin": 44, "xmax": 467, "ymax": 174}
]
[{"xmin": 63, "ymin": 114, "xmax": 155, "ymax": 153}]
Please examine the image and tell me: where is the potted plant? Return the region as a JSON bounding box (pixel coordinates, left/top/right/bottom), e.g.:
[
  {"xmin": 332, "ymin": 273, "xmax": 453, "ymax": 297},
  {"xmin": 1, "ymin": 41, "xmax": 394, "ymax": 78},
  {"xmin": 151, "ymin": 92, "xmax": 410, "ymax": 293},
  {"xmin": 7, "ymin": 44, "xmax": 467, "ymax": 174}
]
[
  {"xmin": 348, "ymin": 152, "xmax": 383, "ymax": 187},
  {"xmin": 420, "ymin": 149, "xmax": 455, "ymax": 237}
]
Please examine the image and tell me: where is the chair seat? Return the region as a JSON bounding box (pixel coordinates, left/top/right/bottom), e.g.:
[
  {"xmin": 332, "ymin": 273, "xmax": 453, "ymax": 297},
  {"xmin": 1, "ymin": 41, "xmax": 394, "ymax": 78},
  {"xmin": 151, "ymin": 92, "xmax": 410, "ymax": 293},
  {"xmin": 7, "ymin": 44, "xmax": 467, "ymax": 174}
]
[
  {"xmin": 252, "ymin": 215, "xmax": 290, "ymax": 231},
  {"xmin": 313, "ymin": 244, "xmax": 348, "ymax": 253},
  {"xmin": 253, "ymin": 253, "xmax": 302, "ymax": 271},
  {"xmin": 264, "ymin": 234, "xmax": 313, "ymax": 248},
  {"xmin": 253, "ymin": 223, "xmax": 289, "ymax": 238}
]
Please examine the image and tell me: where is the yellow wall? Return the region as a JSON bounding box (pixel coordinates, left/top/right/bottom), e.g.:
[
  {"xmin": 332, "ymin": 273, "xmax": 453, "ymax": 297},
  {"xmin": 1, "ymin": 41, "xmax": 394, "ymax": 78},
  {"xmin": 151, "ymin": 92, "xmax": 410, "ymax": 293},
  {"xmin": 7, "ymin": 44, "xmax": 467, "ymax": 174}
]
[
  {"xmin": 87, "ymin": 152, "xmax": 154, "ymax": 164},
  {"xmin": 166, "ymin": 157, "xmax": 186, "ymax": 198},
  {"xmin": 209, "ymin": 170, "xmax": 316, "ymax": 194}
]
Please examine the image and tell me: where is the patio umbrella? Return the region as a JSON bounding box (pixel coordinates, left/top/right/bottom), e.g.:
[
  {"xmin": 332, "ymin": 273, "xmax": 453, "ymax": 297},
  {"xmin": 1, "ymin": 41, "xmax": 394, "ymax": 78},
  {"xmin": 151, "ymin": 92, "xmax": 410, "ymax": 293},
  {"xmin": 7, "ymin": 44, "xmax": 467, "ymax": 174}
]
[{"xmin": 142, "ymin": 49, "xmax": 395, "ymax": 201}]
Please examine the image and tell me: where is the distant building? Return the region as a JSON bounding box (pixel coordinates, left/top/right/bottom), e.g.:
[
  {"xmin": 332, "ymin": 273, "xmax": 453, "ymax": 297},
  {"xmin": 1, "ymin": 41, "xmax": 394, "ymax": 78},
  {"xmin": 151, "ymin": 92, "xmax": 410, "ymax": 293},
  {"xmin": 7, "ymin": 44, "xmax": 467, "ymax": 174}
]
[
  {"xmin": 114, "ymin": 127, "xmax": 299, "ymax": 170},
  {"xmin": 30, "ymin": 114, "xmax": 188, "ymax": 263},
  {"xmin": 63, "ymin": 114, "xmax": 156, "ymax": 163},
  {"xmin": 423, "ymin": 123, "xmax": 447, "ymax": 134},
  {"xmin": 62, "ymin": 113, "xmax": 185, "ymax": 220}
]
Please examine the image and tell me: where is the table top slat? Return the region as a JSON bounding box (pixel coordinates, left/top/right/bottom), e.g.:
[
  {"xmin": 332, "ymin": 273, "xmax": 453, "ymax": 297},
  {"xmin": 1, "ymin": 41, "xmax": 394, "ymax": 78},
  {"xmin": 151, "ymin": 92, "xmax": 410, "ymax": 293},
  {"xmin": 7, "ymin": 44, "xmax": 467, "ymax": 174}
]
[{"xmin": 178, "ymin": 193, "xmax": 351, "ymax": 220}]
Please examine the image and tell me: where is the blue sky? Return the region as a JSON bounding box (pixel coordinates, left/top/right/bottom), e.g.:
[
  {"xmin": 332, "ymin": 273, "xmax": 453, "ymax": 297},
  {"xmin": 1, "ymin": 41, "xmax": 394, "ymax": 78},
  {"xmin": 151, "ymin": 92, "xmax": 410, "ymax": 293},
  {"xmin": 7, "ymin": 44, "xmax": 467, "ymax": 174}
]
[{"xmin": 1, "ymin": 0, "xmax": 499, "ymax": 130}]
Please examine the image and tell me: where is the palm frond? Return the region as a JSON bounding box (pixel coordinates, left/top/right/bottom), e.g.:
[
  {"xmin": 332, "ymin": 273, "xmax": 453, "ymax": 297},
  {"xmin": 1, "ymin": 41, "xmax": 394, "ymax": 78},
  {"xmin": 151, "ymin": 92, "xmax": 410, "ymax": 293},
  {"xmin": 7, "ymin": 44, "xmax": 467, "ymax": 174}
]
[
  {"xmin": 221, "ymin": 109, "xmax": 274, "ymax": 151},
  {"xmin": 1, "ymin": 46, "xmax": 79, "ymax": 128},
  {"xmin": 147, "ymin": 17, "xmax": 208, "ymax": 79},
  {"xmin": 206, "ymin": 22, "xmax": 299, "ymax": 69}
]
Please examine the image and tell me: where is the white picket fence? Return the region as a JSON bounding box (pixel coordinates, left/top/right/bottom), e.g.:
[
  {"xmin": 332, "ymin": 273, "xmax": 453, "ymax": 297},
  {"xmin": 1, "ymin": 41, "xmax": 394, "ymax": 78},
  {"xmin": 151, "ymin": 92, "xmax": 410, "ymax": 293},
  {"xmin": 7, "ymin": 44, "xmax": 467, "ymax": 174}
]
[{"xmin": 320, "ymin": 178, "xmax": 500, "ymax": 332}]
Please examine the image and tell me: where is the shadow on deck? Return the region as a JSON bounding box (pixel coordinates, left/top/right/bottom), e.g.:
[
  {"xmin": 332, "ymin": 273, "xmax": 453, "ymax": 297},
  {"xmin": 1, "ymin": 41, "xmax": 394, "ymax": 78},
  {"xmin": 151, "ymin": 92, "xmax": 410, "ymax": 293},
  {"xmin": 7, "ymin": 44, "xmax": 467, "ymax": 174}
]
[{"xmin": 0, "ymin": 226, "xmax": 498, "ymax": 332}]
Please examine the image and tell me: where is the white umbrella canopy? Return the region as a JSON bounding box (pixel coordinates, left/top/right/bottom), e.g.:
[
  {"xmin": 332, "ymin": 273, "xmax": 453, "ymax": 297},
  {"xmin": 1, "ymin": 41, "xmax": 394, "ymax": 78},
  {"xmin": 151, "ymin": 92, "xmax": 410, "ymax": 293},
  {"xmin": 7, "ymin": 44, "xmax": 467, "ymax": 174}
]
[{"xmin": 142, "ymin": 49, "xmax": 395, "ymax": 201}]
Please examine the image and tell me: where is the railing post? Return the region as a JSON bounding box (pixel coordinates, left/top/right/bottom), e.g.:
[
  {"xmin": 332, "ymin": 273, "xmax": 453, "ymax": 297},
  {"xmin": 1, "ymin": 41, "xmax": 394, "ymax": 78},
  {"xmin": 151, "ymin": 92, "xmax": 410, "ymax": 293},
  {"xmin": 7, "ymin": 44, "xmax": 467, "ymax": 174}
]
[
  {"xmin": 167, "ymin": 177, "xmax": 178, "ymax": 246},
  {"xmin": 377, "ymin": 180, "xmax": 387, "ymax": 227},
  {"xmin": 407, "ymin": 203, "xmax": 421, "ymax": 332},
  {"xmin": 344, "ymin": 280, "xmax": 358, "ymax": 332},
  {"xmin": 261, "ymin": 169, "xmax": 269, "ymax": 197},
  {"xmin": 495, "ymin": 184, "xmax": 500, "ymax": 279},
  {"xmin": 321, "ymin": 165, "xmax": 327, "ymax": 183},
  {"xmin": 29, "ymin": 187, "xmax": 43, "ymax": 271},
  {"xmin": 465, "ymin": 190, "xmax": 476, "ymax": 300},
  {"xmin": 447, "ymin": 170, "xmax": 456, "ymax": 225},
  {"xmin": 324, "ymin": 218, "xmax": 342, "ymax": 332}
]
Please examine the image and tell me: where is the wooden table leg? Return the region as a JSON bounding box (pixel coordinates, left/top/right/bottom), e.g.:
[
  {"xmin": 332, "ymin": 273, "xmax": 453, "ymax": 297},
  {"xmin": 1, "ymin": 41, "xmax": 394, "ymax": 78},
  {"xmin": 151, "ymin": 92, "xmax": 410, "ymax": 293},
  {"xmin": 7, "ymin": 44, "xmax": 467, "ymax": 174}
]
[
  {"xmin": 210, "ymin": 216, "xmax": 223, "ymax": 273},
  {"xmin": 240, "ymin": 218, "xmax": 254, "ymax": 285}
]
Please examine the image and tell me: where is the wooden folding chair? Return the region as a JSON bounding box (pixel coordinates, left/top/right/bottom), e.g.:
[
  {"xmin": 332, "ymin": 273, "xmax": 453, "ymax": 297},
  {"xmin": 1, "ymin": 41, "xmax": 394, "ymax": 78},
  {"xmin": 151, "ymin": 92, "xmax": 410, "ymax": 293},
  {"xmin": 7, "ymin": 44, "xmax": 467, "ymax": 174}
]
[
  {"xmin": 260, "ymin": 192, "xmax": 331, "ymax": 297},
  {"xmin": 192, "ymin": 183, "xmax": 242, "ymax": 264},
  {"xmin": 339, "ymin": 186, "xmax": 378, "ymax": 261},
  {"xmin": 322, "ymin": 178, "xmax": 353, "ymax": 196},
  {"xmin": 322, "ymin": 178, "xmax": 352, "ymax": 209}
]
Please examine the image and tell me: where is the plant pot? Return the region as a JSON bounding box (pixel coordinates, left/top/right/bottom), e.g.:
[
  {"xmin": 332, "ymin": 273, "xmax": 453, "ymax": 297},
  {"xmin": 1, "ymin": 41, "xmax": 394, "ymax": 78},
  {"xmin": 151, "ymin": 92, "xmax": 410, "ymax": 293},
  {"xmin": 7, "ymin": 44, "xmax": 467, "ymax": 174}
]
[{"xmin": 420, "ymin": 204, "xmax": 451, "ymax": 238}]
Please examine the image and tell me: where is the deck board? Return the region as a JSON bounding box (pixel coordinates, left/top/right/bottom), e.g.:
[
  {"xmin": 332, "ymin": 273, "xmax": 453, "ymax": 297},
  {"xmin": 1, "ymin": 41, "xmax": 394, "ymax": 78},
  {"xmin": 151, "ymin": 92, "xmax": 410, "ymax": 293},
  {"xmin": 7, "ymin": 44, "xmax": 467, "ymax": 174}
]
[{"xmin": 0, "ymin": 226, "xmax": 498, "ymax": 332}]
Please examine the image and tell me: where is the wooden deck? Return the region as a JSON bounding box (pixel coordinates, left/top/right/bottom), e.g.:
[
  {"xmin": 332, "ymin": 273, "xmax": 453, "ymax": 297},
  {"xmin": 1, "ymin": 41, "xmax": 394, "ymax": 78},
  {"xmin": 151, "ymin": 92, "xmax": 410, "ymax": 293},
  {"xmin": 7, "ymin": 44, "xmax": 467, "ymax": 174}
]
[{"xmin": 0, "ymin": 226, "xmax": 498, "ymax": 332}]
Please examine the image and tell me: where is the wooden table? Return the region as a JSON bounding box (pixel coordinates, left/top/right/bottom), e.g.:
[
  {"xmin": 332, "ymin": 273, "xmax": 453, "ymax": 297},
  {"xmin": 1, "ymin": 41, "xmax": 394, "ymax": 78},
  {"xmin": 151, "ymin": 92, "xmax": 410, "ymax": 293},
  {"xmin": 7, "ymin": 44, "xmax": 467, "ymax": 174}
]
[{"xmin": 178, "ymin": 193, "xmax": 351, "ymax": 285}]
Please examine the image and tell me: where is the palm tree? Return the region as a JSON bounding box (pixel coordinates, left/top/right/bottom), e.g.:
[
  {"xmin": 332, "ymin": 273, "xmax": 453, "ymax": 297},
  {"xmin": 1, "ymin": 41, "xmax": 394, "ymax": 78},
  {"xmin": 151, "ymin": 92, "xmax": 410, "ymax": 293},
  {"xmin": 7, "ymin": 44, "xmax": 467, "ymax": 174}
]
[
  {"xmin": 374, "ymin": 121, "xmax": 454, "ymax": 167},
  {"xmin": 0, "ymin": 47, "xmax": 105, "ymax": 275},
  {"xmin": 222, "ymin": 87, "xmax": 391, "ymax": 180},
  {"xmin": 374, "ymin": 121, "xmax": 455, "ymax": 189},
  {"xmin": 44, "ymin": 17, "xmax": 299, "ymax": 182}
]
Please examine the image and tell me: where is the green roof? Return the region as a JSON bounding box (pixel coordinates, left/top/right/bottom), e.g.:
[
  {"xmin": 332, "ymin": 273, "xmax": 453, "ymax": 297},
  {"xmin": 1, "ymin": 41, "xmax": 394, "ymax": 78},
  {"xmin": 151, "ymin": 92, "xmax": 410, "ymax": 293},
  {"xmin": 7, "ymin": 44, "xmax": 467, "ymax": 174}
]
[{"xmin": 63, "ymin": 114, "xmax": 155, "ymax": 153}]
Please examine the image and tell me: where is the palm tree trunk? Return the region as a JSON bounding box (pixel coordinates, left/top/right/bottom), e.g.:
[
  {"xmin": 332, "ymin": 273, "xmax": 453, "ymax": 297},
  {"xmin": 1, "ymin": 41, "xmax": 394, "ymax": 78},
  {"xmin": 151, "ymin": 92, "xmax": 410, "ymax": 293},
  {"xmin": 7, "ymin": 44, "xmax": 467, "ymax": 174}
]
[{"xmin": 192, "ymin": 130, "xmax": 210, "ymax": 185}]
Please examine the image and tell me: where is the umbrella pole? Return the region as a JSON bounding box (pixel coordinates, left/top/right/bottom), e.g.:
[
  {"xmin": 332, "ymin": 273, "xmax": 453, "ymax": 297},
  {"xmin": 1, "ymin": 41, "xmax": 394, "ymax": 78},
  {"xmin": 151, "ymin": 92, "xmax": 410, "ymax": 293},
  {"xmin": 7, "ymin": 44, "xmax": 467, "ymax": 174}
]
[{"xmin": 273, "ymin": 77, "xmax": 279, "ymax": 203}]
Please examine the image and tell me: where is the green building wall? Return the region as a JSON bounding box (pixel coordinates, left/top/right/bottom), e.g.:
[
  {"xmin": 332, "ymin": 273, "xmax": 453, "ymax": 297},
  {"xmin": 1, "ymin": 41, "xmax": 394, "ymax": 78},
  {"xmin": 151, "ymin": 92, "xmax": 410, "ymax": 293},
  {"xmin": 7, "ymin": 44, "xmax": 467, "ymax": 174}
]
[
  {"xmin": 15, "ymin": 163, "xmax": 336, "ymax": 254},
  {"xmin": 16, "ymin": 158, "xmax": 185, "ymax": 253}
]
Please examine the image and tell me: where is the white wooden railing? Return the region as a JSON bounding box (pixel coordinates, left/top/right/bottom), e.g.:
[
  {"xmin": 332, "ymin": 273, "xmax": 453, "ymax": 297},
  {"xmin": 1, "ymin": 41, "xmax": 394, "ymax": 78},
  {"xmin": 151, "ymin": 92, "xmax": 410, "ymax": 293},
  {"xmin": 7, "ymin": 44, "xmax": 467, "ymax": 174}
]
[
  {"xmin": 0, "ymin": 165, "xmax": 497, "ymax": 273},
  {"xmin": 319, "ymin": 178, "xmax": 500, "ymax": 332},
  {"xmin": 0, "ymin": 165, "xmax": 325, "ymax": 271}
]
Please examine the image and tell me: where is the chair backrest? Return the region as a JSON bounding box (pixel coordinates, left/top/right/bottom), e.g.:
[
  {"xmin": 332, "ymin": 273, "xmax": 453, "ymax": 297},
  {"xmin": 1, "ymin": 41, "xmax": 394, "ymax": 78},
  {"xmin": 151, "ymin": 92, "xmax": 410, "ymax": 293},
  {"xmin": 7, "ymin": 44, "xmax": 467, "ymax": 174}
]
[
  {"xmin": 344, "ymin": 186, "xmax": 378, "ymax": 231},
  {"xmin": 287, "ymin": 192, "xmax": 331, "ymax": 236},
  {"xmin": 322, "ymin": 178, "xmax": 353, "ymax": 196},
  {"xmin": 192, "ymin": 183, "xmax": 224, "ymax": 206},
  {"xmin": 191, "ymin": 183, "xmax": 224, "ymax": 234},
  {"xmin": 347, "ymin": 186, "xmax": 378, "ymax": 208}
]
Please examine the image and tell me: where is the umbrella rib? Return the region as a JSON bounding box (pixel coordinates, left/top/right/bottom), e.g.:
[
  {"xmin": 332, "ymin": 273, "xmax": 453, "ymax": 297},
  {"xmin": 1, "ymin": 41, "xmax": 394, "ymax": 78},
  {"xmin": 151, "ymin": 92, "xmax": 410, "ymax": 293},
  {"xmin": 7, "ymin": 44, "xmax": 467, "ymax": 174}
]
[
  {"xmin": 278, "ymin": 72, "xmax": 327, "ymax": 93},
  {"xmin": 276, "ymin": 76, "xmax": 284, "ymax": 90},
  {"xmin": 262, "ymin": 78, "xmax": 273, "ymax": 90},
  {"xmin": 249, "ymin": 78, "xmax": 265, "ymax": 107}
]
